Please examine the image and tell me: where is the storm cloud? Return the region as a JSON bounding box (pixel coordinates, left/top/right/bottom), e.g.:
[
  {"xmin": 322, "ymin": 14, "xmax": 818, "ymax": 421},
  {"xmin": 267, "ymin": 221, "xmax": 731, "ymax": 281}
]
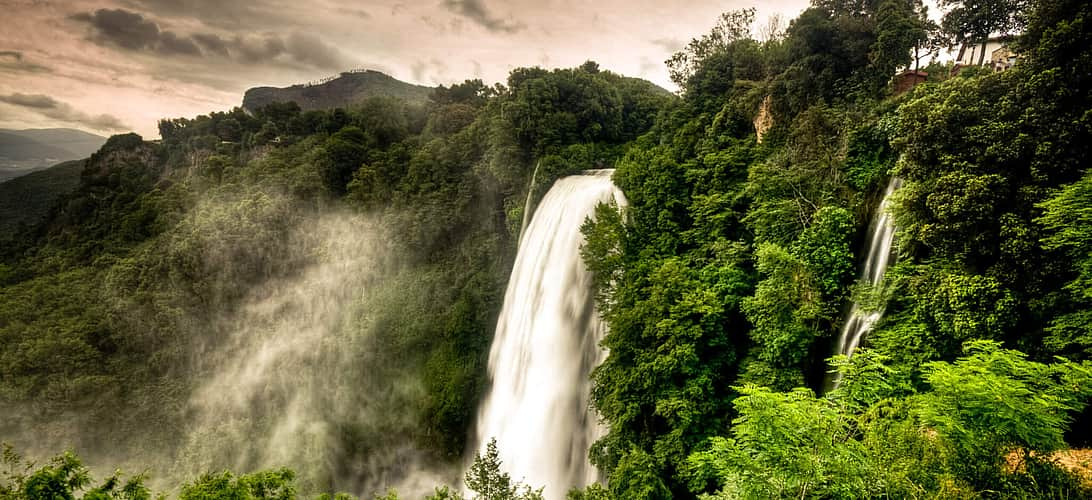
[
  {"xmin": 1, "ymin": 0, "xmax": 811, "ymax": 137},
  {"xmin": 71, "ymin": 8, "xmax": 170, "ymax": 52},
  {"xmin": 158, "ymin": 30, "xmax": 202, "ymax": 56},
  {"xmin": 0, "ymin": 93, "xmax": 130, "ymax": 132},
  {"xmin": 0, "ymin": 51, "xmax": 51, "ymax": 73},
  {"xmin": 442, "ymin": 0, "xmax": 525, "ymax": 34},
  {"xmin": 193, "ymin": 31, "xmax": 352, "ymax": 70},
  {"xmin": 191, "ymin": 33, "xmax": 230, "ymax": 57},
  {"xmin": 283, "ymin": 32, "xmax": 352, "ymax": 71},
  {"xmin": 71, "ymin": 8, "xmax": 352, "ymax": 70},
  {"xmin": 120, "ymin": 0, "xmax": 293, "ymax": 31}
]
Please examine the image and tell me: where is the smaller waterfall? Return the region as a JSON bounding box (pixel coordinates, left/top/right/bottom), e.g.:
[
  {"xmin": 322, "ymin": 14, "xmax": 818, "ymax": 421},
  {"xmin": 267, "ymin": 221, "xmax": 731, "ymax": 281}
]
[
  {"xmin": 469, "ymin": 170, "xmax": 625, "ymax": 500},
  {"xmin": 518, "ymin": 161, "xmax": 541, "ymax": 240},
  {"xmin": 830, "ymin": 177, "xmax": 903, "ymax": 387}
]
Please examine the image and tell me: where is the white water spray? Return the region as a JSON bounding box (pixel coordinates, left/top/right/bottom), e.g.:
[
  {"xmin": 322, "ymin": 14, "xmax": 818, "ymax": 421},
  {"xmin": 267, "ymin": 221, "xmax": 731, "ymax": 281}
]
[
  {"xmin": 172, "ymin": 202, "xmax": 444, "ymax": 497},
  {"xmin": 470, "ymin": 170, "xmax": 625, "ymax": 499},
  {"xmin": 831, "ymin": 177, "xmax": 903, "ymax": 387}
]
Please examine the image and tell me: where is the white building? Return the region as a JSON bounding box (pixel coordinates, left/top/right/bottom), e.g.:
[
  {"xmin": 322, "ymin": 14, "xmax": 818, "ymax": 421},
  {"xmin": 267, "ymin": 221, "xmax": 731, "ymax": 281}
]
[
  {"xmin": 955, "ymin": 37, "xmax": 1007, "ymax": 66},
  {"xmin": 990, "ymin": 46, "xmax": 1019, "ymax": 72}
]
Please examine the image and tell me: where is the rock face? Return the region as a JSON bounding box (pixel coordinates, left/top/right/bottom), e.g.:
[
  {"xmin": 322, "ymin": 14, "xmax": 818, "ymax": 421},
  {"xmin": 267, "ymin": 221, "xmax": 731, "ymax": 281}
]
[
  {"xmin": 753, "ymin": 95, "xmax": 774, "ymax": 144},
  {"xmin": 242, "ymin": 70, "xmax": 433, "ymax": 112}
]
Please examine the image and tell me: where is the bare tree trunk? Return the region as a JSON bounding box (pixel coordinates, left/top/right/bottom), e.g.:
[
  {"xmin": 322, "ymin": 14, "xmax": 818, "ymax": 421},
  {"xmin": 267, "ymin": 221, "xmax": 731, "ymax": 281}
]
[
  {"xmin": 978, "ymin": 39, "xmax": 988, "ymax": 66},
  {"xmin": 957, "ymin": 42, "xmax": 967, "ymax": 64}
]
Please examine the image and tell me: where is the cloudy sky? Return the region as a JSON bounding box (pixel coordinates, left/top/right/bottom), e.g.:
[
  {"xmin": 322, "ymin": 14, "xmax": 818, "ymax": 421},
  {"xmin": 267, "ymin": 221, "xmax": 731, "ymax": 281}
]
[{"xmin": 0, "ymin": 0, "xmax": 809, "ymax": 137}]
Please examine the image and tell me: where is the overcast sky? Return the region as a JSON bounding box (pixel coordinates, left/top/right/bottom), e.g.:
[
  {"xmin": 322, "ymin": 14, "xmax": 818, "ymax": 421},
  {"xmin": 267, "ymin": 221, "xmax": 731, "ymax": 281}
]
[{"xmin": 0, "ymin": 0, "xmax": 810, "ymax": 137}]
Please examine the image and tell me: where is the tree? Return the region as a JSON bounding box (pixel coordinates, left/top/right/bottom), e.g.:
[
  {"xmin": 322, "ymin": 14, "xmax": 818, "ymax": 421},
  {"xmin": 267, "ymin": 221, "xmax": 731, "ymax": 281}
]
[
  {"xmin": 0, "ymin": 445, "xmax": 151, "ymax": 500},
  {"xmin": 939, "ymin": 0, "xmax": 1027, "ymax": 65},
  {"xmin": 663, "ymin": 8, "xmax": 779, "ymax": 109},
  {"xmin": 609, "ymin": 448, "xmax": 670, "ymax": 500},
  {"xmin": 1037, "ymin": 171, "xmax": 1092, "ymax": 357},
  {"xmin": 666, "ymin": 8, "xmax": 757, "ymax": 89},
  {"xmin": 430, "ymin": 79, "xmax": 494, "ymax": 108},
  {"xmin": 254, "ymin": 102, "xmax": 302, "ymax": 129},
  {"xmin": 688, "ymin": 343, "xmax": 1092, "ymax": 498},
  {"xmin": 872, "ymin": 0, "xmax": 931, "ymax": 76},
  {"xmin": 792, "ymin": 206, "xmax": 855, "ymax": 300},
  {"xmin": 910, "ymin": 1, "xmax": 946, "ymax": 71},
  {"xmin": 354, "ymin": 97, "xmax": 411, "ymax": 146},
  {"xmin": 686, "ymin": 386, "xmax": 875, "ymax": 499},
  {"xmin": 758, "ymin": 13, "xmax": 787, "ymax": 42},
  {"xmin": 501, "ymin": 66, "xmax": 629, "ymax": 154},
  {"xmin": 1017, "ymin": 0, "xmax": 1092, "ymax": 76},
  {"xmin": 915, "ymin": 340, "xmax": 1092, "ymax": 489},
  {"xmin": 321, "ymin": 126, "xmax": 369, "ymax": 195},
  {"xmin": 179, "ymin": 469, "xmax": 295, "ymax": 500},
  {"xmin": 740, "ymin": 243, "xmax": 824, "ymax": 388},
  {"xmin": 460, "ymin": 439, "xmax": 543, "ymax": 500},
  {"xmin": 579, "ymin": 60, "xmax": 601, "ymax": 74}
]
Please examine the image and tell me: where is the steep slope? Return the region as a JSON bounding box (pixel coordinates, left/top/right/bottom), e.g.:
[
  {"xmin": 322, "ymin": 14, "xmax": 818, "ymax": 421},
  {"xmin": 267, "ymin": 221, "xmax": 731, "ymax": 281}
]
[
  {"xmin": 242, "ymin": 70, "xmax": 433, "ymax": 111},
  {"xmin": 0, "ymin": 159, "xmax": 84, "ymax": 240}
]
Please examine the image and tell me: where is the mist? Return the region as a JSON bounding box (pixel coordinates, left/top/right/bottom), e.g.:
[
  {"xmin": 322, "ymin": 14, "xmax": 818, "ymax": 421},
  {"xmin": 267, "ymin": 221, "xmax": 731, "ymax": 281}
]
[
  {"xmin": 1, "ymin": 185, "xmax": 461, "ymax": 497},
  {"xmin": 173, "ymin": 204, "xmax": 421, "ymax": 494}
]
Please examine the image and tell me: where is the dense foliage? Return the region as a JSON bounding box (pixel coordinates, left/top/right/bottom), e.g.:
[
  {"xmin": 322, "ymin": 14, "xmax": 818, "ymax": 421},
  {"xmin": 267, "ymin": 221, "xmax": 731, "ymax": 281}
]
[
  {"xmin": 578, "ymin": 0, "xmax": 1092, "ymax": 497},
  {"xmin": 2, "ymin": 0, "xmax": 1091, "ymax": 498},
  {"xmin": 0, "ymin": 66, "xmax": 668, "ymax": 494}
]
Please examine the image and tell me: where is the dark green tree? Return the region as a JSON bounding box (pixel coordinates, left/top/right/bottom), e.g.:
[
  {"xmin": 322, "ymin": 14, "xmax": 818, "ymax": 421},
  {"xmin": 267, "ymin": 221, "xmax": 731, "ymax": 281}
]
[
  {"xmin": 321, "ymin": 126, "xmax": 369, "ymax": 195},
  {"xmin": 940, "ymin": 0, "xmax": 1027, "ymax": 65},
  {"xmin": 179, "ymin": 469, "xmax": 295, "ymax": 500},
  {"xmin": 871, "ymin": 0, "xmax": 932, "ymax": 76}
]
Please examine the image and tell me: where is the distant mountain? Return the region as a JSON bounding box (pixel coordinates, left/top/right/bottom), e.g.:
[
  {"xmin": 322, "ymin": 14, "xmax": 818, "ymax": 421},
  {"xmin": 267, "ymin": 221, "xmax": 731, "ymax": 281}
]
[
  {"xmin": 0, "ymin": 128, "xmax": 106, "ymax": 160},
  {"xmin": 0, "ymin": 159, "xmax": 84, "ymax": 239},
  {"xmin": 242, "ymin": 70, "xmax": 434, "ymax": 112},
  {"xmin": 0, "ymin": 128, "xmax": 105, "ymax": 182},
  {"xmin": 0, "ymin": 132, "xmax": 73, "ymax": 161}
]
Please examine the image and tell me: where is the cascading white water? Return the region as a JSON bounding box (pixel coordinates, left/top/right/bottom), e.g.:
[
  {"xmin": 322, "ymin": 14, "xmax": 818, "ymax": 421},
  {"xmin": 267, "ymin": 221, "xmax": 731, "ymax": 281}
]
[
  {"xmin": 469, "ymin": 170, "xmax": 625, "ymax": 499},
  {"xmin": 831, "ymin": 177, "xmax": 903, "ymax": 386}
]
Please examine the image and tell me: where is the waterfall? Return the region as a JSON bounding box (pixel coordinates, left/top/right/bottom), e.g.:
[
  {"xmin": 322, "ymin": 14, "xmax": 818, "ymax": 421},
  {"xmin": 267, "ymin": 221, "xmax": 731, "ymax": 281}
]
[
  {"xmin": 830, "ymin": 177, "xmax": 903, "ymax": 387},
  {"xmin": 519, "ymin": 161, "xmax": 541, "ymax": 240},
  {"xmin": 469, "ymin": 170, "xmax": 625, "ymax": 499}
]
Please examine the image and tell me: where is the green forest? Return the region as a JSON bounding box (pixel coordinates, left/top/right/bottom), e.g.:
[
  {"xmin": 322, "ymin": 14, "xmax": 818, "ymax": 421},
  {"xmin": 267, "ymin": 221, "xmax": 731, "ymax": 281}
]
[{"xmin": 2, "ymin": 0, "xmax": 1091, "ymax": 498}]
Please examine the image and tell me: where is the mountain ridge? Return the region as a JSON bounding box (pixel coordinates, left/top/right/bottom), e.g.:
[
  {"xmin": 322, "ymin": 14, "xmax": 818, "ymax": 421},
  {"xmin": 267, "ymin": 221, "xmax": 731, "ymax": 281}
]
[
  {"xmin": 242, "ymin": 69, "xmax": 434, "ymax": 111},
  {"xmin": 0, "ymin": 128, "xmax": 105, "ymax": 182}
]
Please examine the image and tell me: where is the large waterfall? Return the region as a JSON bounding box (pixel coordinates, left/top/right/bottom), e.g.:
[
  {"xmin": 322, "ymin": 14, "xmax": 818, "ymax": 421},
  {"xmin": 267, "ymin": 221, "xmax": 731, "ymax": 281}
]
[
  {"xmin": 469, "ymin": 170, "xmax": 625, "ymax": 499},
  {"xmin": 830, "ymin": 177, "xmax": 903, "ymax": 387}
]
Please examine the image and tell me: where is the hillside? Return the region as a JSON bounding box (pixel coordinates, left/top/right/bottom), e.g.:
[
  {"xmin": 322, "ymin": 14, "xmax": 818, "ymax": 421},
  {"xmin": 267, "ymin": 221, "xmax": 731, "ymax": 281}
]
[
  {"xmin": 0, "ymin": 159, "xmax": 84, "ymax": 240},
  {"xmin": 1, "ymin": 0, "xmax": 1091, "ymax": 498},
  {"xmin": 0, "ymin": 71, "xmax": 670, "ymax": 496},
  {"xmin": 242, "ymin": 70, "xmax": 434, "ymax": 111}
]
